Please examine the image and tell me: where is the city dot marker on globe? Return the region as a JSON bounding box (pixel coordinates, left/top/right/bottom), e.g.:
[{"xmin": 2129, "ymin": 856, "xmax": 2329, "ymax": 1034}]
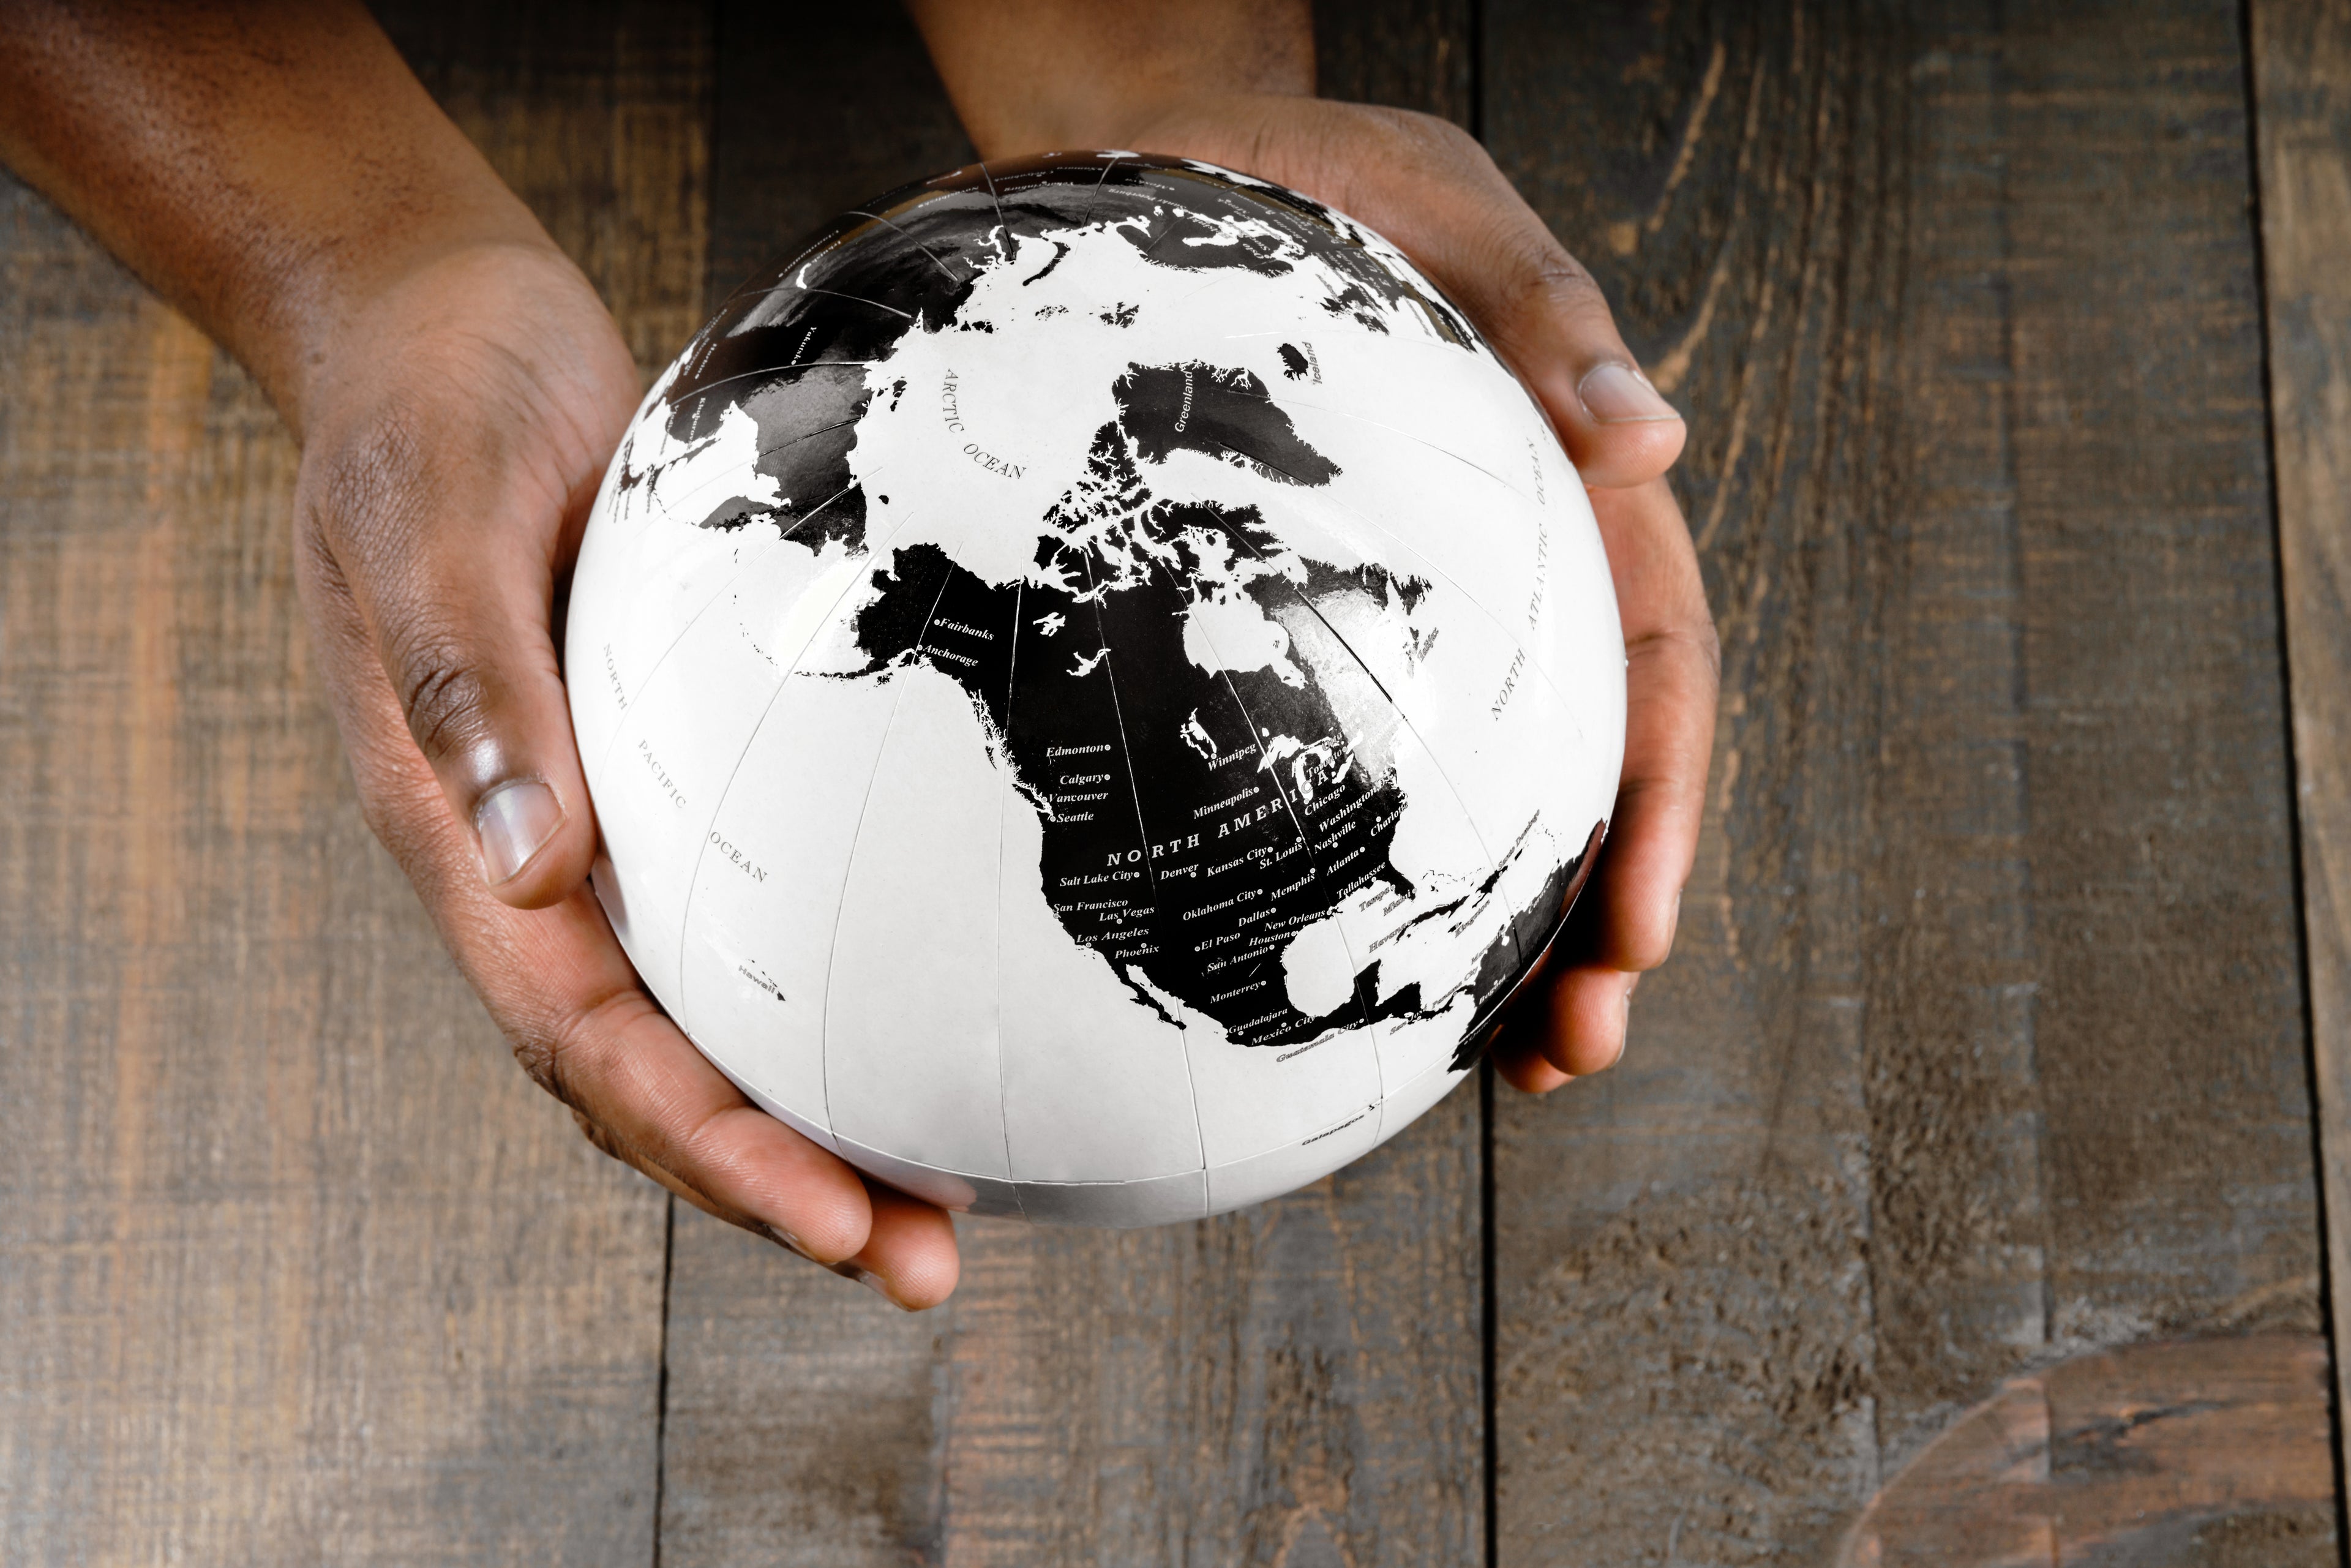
[{"xmin": 566, "ymin": 153, "xmax": 1627, "ymax": 1226}]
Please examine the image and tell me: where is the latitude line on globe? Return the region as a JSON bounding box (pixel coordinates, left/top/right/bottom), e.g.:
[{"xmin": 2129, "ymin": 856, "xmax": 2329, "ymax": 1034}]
[{"xmin": 656, "ymin": 361, "xmax": 876, "ymax": 413}]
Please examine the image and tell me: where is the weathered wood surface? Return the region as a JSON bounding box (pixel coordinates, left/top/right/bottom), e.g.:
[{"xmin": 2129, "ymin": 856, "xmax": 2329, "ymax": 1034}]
[
  {"xmin": 1485, "ymin": 0, "xmax": 2329, "ymax": 1560},
  {"xmin": 1835, "ymin": 1334, "xmax": 2335, "ymax": 1566},
  {"xmin": 4, "ymin": 2, "xmax": 2344, "ymax": 1562},
  {"xmin": 657, "ymin": 7, "xmax": 1491, "ymax": 1566},
  {"xmin": 0, "ymin": 6, "xmax": 701, "ymax": 1562},
  {"xmin": 2253, "ymin": 0, "xmax": 2351, "ymax": 1521}
]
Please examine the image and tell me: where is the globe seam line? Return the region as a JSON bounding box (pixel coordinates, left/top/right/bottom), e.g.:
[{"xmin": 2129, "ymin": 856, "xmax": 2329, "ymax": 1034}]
[
  {"xmin": 659, "ymin": 483, "xmax": 933, "ymax": 1136},
  {"xmin": 990, "ymin": 580, "xmax": 1025, "ymax": 1195},
  {"xmin": 1142, "ymin": 552, "xmax": 1381, "ymax": 1045},
  {"xmin": 809, "ymin": 552, "xmax": 996, "ymax": 1195},
  {"xmin": 587, "ymin": 473, "xmax": 866, "ymax": 794},
  {"xmin": 1206, "ymin": 433, "xmax": 1597, "ymax": 757},
  {"xmin": 1078, "ymin": 550, "xmax": 1212, "ymax": 1181},
  {"xmin": 845, "ymin": 210, "xmax": 963, "ymax": 282}
]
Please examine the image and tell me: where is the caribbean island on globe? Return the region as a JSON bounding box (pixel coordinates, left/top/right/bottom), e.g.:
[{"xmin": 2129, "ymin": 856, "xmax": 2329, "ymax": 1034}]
[{"xmin": 565, "ymin": 153, "xmax": 1626, "ymax": 1226}]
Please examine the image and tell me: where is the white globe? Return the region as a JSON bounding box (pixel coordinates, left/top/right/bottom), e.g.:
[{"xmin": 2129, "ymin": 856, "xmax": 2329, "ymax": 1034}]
[{"xmin": 566, "ymin": 154, "xmax": 1625, "ymax": 1226}]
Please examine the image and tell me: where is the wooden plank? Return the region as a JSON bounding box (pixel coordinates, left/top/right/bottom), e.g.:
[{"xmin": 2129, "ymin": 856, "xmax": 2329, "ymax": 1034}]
[
  {"xmin": 0, "ymin": 7, "xmax": 704, "ymax": 1561},
  {"xmin": 654, "ymin": 10, "xmax": 1490, "ymax": 1566},
  {"xmin": 1835, "ymin": 1334, "xmax": 2334, "ymax": 1565},
  {"xmin": 1313, "ymin": 0, "xmax": 1473, "ymax": 124},
  {"xmin": 1483, "ymin": 0, "xmax": 2327, "ymax": 1558},
  {"xmin": 2251, "ymin": 0, "xmax": 2351, "ymax": 1519}
]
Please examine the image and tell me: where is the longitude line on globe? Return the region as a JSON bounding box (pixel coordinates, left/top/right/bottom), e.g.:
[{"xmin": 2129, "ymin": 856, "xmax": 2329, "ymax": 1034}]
[
  {"xmin": 661, "ymin": 478, "xmax": 929, "ymax": 1076},
  {"xmin": 846, "ymin": 209, "xmax": 964, "ymax": 282},
  {"xmin": 804, "ymin": 523, "xmax": 997, "ymax": 1191},
  {"xmin": 1221, "ymin": 378, "xmax": 1545, "ymax": 509},
  {"xmin": 1076, "ymin": 153, "xmax": 1126, "ymax": 227},
  {"xmin": 973, "ymin": 159, "xmax": 1011, "ymax": 238},
  {"xmin": 1463, "ymin": 5, "xmax": 1501, "ymax": 1556},
  {"xmin": 1190, "ymin": 456, "xmax": 1512, "ymax": 883},
  {"xmin": 1077, "ymin": 550, "xmax": 1214, "ymax": 1177},
  {"xmin": 1138, "ymin": 549, "xmax": 1381, "ymax": 1040},
  {"xmin": 1212, "ymin": 433, "xmax": 1591, "ymax": 753},
  {"xmin": 1076, "ymin": 550, "xmax": 1163, "ymax": 910},
  {"xmin": 989, "ymin": 579, "xmax": 1028, "ymax": 1187},
  {"xmin": 588, "ymin": 475, "xmax": 855, "ymax": 791}
]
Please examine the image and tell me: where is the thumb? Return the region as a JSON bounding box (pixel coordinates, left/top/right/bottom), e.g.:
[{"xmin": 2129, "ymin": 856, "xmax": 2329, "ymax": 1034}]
[
  {"xmin": 379, "ymin": 563, "xmax": 598, "ymax": 910},
  {"xmin": 1275, "ymin": 105, "xmax": 1687, "ymax": 489},
  {"xmin": 309, "ymin": 426, "xmax": 602, "ymax": 912}
]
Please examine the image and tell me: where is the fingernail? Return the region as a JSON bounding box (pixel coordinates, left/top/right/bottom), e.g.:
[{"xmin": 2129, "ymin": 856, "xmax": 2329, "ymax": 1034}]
[
  {"xmin": 476, "ymin": 779, "xmax": 564, "ymax": 885},
  {"xmin": 756, "ymin": 1222, "xmax": 812, "ymax": 1260},
  {"xmin": 1577, "ymin": 362, "xmax": 1680, "ymax": 425},
  {"xmin": 834, "ymin": 1261, "xmax": 913, "ymax": 1311}
]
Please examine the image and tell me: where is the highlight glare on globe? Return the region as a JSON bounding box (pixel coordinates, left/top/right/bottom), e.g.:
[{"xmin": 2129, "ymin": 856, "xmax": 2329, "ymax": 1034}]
[{"xmin": 566, "ymin": 154, "xmax": 1627, "ymax": 1226}]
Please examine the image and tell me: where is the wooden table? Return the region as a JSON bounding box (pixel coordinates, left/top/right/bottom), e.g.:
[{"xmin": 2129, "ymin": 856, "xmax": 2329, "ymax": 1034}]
[{"xmin": 4, "ymin": 2, "xmax": 2345, "ymax": 1562}]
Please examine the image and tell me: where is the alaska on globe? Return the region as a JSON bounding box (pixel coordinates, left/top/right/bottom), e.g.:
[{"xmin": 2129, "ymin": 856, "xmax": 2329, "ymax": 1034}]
[{"xmin": 564, "ymin": 153, "xmax": 1626, "ymax": 1226}]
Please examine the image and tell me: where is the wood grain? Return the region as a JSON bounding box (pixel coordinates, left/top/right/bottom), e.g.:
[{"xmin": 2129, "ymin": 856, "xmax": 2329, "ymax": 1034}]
[
  {"xmin": 1483, "ymin": 0, "xmax": 2327, "ymax": 1559},
  {"xmin": 654, "ymin": 9, "xmax": 1491, "ymax": 1566},
  {"xmin": 0, "ymin": 6, "xmax": 703, "ymax": 1561},
  {"xmin": 1835, "ymin": 1335, "xmax": 2335, "ymax": 1566},
  {"xmin": 1313, "ymin": 0, "xmax": 1474, "ymax": 126},
  {"xmin": 2251, "ymin": 0, "xmax": 2351, "ymax": 1520}
]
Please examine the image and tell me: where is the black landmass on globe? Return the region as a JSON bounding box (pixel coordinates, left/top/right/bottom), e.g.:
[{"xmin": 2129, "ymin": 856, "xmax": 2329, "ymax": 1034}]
[{"xmin": 631, "ymin": 152, "xmax": 1590, "ymax": 1060}]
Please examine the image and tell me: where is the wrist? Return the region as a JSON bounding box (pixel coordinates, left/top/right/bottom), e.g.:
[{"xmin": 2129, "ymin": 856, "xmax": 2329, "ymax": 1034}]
[{"xmin": 272, "ymin": 204, "xmax": 564, "ymax": 440}]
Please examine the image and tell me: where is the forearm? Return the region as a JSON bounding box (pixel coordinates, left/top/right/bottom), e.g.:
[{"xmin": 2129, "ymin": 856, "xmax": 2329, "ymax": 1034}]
[
  {"xmin": 904, "ymin": 0, "xmax": 1313, "ymax": 159},
  {"xmin": 0, "ymin": 0, "xmax": 549, "ymax": 435}
]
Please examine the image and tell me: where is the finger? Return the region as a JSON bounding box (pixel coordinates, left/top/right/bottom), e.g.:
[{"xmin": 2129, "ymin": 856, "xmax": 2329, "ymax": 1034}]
[
  {"xmin": 1266, "ymin": 104, "xmax": 1685, "ymax": 489},
  {"xmin": 305, "ymin": 413, "xmax": 605, "ymax": 911},
  {"xmin": 1486, "ymin": 477, "xmax": 1711, "ymax": 1086},
  {"xmin": 1580, "ymin": 477, "xmax": 1717, "ymax": 971},
  {"xmin": 1492, "ymin": 1035, "xmax": 1570, "ymax": 1095},
  {"xmin": 831, "ymin": 1180, "xmax": 962, "ymax": 1311}
]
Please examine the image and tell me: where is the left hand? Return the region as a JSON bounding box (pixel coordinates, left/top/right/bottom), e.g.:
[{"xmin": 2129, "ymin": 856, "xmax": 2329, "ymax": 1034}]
[
  {"xmin": 1057, "ymin": 92, "xmax": 1722, "ymax": 1089},
  {"xmin": 1109, "ymin": 95, "xmax": 1720, "ymax": 1090}
]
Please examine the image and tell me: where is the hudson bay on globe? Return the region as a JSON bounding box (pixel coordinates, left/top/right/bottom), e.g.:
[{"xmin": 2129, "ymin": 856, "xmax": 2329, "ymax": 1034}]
[{"xmin": 565, "ymin": 154, "xmax": 1626, "ymax": 1226}]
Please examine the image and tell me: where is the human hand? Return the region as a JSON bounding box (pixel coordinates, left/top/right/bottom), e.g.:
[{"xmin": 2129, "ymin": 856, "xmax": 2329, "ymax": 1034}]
[
  {"xmin": 291, "ymin": 240, "xmax": 961, "ymax": 1304},
  {"xmin": 1100, "ymin": 96, "xmax": 1721, "ymax": 1089},
  {"xmin": 0, "ymin": 1, "xmax": 959, "ymax": 1300},
  {"xmin": 920, "ymin": 67, "xmax": 1722, "ymax": 1090}
]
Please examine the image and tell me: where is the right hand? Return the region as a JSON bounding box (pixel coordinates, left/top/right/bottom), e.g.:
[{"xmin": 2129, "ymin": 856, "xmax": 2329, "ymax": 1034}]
[{"xmin": 291, "ymin": 238, "xmax": 961, "ymax": 1307}]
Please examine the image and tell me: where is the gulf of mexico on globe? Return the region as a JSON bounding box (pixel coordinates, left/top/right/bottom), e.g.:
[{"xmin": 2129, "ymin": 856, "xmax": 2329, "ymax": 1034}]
[{"xmin": 565, "ymin": 152, "xmax": 1626, "ymax": 1227}]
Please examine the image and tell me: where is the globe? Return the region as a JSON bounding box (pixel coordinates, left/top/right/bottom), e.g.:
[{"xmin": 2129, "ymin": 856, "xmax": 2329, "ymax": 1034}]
[{"xmin": 566, "ymin": 153, "xmax": 1625, "ymax": 1226}]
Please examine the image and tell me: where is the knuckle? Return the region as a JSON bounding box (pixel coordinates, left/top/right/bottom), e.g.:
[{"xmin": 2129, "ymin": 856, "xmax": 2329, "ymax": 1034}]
[
  {"xmin": 384, "ymin": 613, "xmax": 498, "ymax": 770},
  {"xmin": 1504, "ymin": 247, "xmax": 1607, "ymax": 322}
]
